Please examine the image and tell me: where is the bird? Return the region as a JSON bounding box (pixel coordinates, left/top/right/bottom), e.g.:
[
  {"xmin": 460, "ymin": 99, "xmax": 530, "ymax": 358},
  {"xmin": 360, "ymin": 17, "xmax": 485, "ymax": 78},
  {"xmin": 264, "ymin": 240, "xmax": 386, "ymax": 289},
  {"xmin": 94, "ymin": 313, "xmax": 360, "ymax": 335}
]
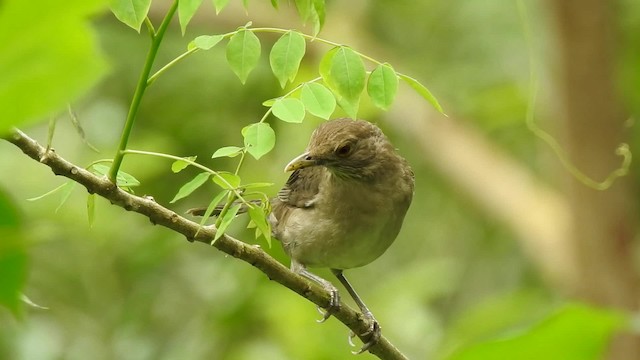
[{"xmin": 192, "ymin": 118, "xmax": 414, "ymax": 353}]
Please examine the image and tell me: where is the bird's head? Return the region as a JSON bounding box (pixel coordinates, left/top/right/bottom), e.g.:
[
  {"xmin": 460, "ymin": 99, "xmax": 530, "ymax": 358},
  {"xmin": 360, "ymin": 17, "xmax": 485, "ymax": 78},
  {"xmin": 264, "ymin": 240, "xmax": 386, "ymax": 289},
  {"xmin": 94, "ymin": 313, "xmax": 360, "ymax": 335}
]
[{"xmin": 285, "ymin": 119, "xmax": 395, "ymax": 180}]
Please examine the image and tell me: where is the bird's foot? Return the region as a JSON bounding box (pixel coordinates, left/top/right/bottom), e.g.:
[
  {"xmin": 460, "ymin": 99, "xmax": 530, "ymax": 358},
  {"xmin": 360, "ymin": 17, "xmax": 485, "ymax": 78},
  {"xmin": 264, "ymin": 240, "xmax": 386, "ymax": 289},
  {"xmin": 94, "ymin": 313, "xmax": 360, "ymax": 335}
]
[
  {"xmin": 316, "ymin": 287, "xmax": 340, "ymax": 323},
  {"xmin": 348, "ymin": 312, "xmax": 381, "ymax": 354}
]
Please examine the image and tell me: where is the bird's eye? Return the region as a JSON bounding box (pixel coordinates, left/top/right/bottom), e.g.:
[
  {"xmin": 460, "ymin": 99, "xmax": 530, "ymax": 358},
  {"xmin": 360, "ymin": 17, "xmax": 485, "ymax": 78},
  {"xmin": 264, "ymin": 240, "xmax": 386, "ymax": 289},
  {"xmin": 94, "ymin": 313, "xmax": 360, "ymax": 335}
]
[{"xmin": 335, "ymin": 143, "xmax": 352, "ymax": 157}]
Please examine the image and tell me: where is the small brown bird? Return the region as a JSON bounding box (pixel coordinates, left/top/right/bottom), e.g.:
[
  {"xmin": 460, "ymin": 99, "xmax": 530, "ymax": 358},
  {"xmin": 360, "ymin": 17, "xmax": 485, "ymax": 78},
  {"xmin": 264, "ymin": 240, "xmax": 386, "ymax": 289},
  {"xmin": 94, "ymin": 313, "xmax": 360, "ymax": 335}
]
[
  {"xmin": 270, "ymin": 118, "xmax": 414, "ymax": 352},
  {"xmin": 191, "ymin": 118, "xmax": 414, "ymax": 353}
]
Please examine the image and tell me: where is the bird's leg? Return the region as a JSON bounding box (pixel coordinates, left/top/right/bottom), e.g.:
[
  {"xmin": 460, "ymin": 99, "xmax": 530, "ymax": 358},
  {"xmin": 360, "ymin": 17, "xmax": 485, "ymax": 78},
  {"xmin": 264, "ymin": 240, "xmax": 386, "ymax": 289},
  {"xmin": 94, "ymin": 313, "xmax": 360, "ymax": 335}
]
[
  {"xmin": 331, "ymin": 269, "xmax": 381, "ymax": 354},
  {"xmin": 291, "ymin": 261, "xmax": 340, "ymax": 322}
]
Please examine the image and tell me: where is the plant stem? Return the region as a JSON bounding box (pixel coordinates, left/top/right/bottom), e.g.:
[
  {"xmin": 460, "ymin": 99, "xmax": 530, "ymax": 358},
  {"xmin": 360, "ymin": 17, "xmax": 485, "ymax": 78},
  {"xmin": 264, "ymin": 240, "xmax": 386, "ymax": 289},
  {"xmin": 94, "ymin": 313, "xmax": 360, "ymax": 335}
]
[{"xmin": 108, "ymin": 0, "xmax": 179, "ymax": 183}]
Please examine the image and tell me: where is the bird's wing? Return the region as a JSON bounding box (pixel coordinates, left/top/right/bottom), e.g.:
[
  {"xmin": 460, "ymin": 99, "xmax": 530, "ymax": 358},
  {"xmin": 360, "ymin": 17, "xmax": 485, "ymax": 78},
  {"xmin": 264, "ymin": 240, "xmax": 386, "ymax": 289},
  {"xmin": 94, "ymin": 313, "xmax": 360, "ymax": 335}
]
[{"xmin": 276, "ymin": 166, "xmax": 324, "ymax": 208}]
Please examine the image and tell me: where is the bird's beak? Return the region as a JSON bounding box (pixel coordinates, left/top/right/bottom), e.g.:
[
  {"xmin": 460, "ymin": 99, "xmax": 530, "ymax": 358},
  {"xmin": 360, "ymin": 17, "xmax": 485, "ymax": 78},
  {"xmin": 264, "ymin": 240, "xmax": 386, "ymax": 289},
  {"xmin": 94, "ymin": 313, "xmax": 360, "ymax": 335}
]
[{"xmin": 284, "ymin": 152, "xmax": 318, "ymax": 172}]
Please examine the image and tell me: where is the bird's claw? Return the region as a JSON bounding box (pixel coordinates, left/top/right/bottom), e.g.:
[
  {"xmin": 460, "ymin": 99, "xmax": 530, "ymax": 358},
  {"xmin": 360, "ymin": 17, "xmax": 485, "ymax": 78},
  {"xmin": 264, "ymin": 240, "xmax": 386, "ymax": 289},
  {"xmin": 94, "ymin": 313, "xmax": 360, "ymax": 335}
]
[
  {"xmin": 349, "ymin": 315, "xmax": 381, "ymax": 354},
  {"xmin": 316, "ymin": 288, "xmax": 340, "ymax": 323}
]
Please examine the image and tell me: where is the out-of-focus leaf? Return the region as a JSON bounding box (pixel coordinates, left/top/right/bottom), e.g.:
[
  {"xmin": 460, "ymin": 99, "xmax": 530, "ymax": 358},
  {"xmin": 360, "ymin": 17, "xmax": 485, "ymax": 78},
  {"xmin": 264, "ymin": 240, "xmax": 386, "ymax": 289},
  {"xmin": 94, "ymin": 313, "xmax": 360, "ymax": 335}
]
[
  {"xmin": 0, "ymin": 189, "xmax": 27, "ymax": 317},
  {"xmin": 242, "ymin": 123, "xmax": 276, "ymax": 160},
  {"xmin": 87, "ymin": 193, "xmax": 95, "ymax": 227},
  {"xmin": 214, "ymin": 203, "xmax": 242, "ymax": 241},
  {"xmin": 26, "ymin": 183, "xmax": 68, "ymax": 202},
  {"xmin": 55, "ymin": 181, "xmax": 77, "ymax": 213},
  {"xmin": 170, "ymin": 172, "xmax": 210, "ymax": 203},
  {"xmin": 272, "ymin": 98, "xmax": 306, "ymax": 123},
  {"xmin": 91, "ymin": 164, "xmax": 141, "ymax": 187},
  {"xmin": 241, "ymin": 182, "xmax": 274, "ymax": 190},
  {"xmin": 448, "ymin": 303, "xmax": 627, "ymax": 360},
  {"xmin": 171, "ymin": 156, "xmax": 198, "ymax": 173},
  {"xmin": 367, "ymin": 63, "xmax": 398, "ymax": 110},
  {"xmin": 0, "ymin": 0, "xmax": 107, "ymax": 133},
  {"xmin": 213, "ymin": 0, "xmax": 230, "ymax": 14},
  {"xmin": 300, "ymin": 83, "xmax": 335, "ymax": 119},
  {"xmin": 226, "ymin": 29, "xmax": 261, "ymax": 84},
  {"xmin": 178, "ymin": 0, "xmax": 204, "ymax": 35},
  {"xmin": 109, "ymin": 0, "xmax": 151, "ymax": 31},
  {"xmin": 270, "ymin": 31, "xmax": 306, "ymax": 88}
]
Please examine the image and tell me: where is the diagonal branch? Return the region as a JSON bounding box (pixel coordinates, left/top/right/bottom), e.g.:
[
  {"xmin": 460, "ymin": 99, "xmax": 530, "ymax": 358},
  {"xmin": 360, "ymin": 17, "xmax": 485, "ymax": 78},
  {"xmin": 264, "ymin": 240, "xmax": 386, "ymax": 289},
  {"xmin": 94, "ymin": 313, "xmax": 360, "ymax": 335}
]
[{"xmin": 3, "ymin": 128, "xmax": 408, "ymax": 360}]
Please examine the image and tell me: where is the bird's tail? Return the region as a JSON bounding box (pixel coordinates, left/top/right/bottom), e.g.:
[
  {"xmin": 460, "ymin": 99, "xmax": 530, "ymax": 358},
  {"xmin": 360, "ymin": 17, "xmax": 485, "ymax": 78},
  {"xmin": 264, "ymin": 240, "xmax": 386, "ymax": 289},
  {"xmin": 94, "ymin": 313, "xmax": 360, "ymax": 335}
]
[{"xmin": 186, "ymin": 199, "xmax": 263, "ymax": 217}]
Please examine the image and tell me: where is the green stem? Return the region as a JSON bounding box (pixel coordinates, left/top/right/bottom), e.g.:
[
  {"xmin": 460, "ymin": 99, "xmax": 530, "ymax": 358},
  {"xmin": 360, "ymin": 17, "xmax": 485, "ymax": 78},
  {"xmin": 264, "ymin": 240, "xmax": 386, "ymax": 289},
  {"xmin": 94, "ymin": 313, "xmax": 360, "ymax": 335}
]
[
  {"xmin": 108, "ymin": 0, "xmax": 179, "ymax": 183},
  {"xmin": 148, "ymin": 48, "xmax": 198, "ymax": 86}
]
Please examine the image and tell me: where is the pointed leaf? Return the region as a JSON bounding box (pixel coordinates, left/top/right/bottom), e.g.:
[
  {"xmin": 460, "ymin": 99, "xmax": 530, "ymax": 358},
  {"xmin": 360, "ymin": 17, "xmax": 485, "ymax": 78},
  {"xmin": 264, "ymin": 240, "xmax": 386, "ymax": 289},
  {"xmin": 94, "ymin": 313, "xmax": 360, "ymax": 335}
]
[
  {"xmin": 171, "ymin": 156, "xmax": 197, "ymax": 173},
  {"xmin": 319, "ymin": 47, "xmax": 339, "ymax": 91},
  {"xmin": 170, "ymin": 172, "xmax": 210, "ymax": 203},
  {"xmin": 91, "ymin": 164, "xmax": 141, "ymax": 187},
  {"xmin": 26, "ymin": 183, "xmax": 68, "ymax": 202},
  {"xmin": 214, "ymin": 203, "xmax": 242, "ymax": 241},
  {"xmin": 226, "ymin": 29, "xmax": 261, "ymax": 84},
  {"xmin": 367, "ymin": 63, "xmax": 398, "ymax": 110},
  {"xmin": 87, "ymin": 194, "xmax": 95, "ymax": 227},
  {"xmin": 212, "ymin": 146, "xmax": 243, "ymax": 158},
  {"xmin": 241, "ymin": 182, "xmax": 274, "ymax": 189},
  {"xmin": 212, "ymin": 172, "xmax": 241, "ymax": 190},
  {"xmin": 329, "ymin": 47, "xmax": 366, "ymax": 102},
  {"xmin": 109, "ymin": 0, "xmax": 152, "ymax": 31},
  {"xmin": 197, "ymin": 190, "xmax": 229, "ymax": 228},
  {"xmin": 178, "ymin": 0, "xmax": 204, "ymax": 35},
  {"xmin": 55, "ymin": 181, "xmax": 76, "ymax": 213},
  {"xmin": 300, "ymin": 83, "xmax": 335, "ymax": 119},
  {"xmin": 398, "ymin": 73, "xmax": 445, "ymax": 114},
  {"xmin": 310, "ymin": 0, "xmax": 326, "ymax": 35},
  {"xmin": 188, "ymin": 34, "xmax": 224, "ymax": 51},
  {"xmin": 242, "ymin": 123, "xmax": 276, "ymax": 160},
  {"xmin": 270, "ymin": 0, "xmax": 279, "ymax": 9},
  {"xmin": 270, "ymin": 31, "xmax": 306, "ymax": 88},
  {"xmin": 248, "ymin": 206, "xmax": 272, "ymax": 246},
  {"xmin": 294, "ymin": 0, "xmax": 311, "ymax": 23},
  {"xmin": 272, "ymin": 98, "xmax": 306, "ymax": 123},
  {"xmin": 212, "ymin": 0, "xmax": 230, "ymax": 14}
]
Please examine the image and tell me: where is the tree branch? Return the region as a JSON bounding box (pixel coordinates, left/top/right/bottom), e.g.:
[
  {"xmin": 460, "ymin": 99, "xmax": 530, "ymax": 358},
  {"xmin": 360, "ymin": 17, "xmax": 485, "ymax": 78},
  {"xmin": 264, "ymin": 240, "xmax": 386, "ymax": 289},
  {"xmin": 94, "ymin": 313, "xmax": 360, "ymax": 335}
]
[{"xmin": 3, "ymin": 128, "xmax": 408, "ymax": 360}]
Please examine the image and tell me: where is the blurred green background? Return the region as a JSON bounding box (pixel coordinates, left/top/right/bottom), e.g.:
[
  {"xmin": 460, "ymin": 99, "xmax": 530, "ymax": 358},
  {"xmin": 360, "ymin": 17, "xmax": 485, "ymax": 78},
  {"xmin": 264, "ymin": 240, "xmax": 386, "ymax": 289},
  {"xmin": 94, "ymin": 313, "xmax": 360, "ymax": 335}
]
[{"xmin": 1, "ymin": 0, "xmax": 639, "ymax": 359}]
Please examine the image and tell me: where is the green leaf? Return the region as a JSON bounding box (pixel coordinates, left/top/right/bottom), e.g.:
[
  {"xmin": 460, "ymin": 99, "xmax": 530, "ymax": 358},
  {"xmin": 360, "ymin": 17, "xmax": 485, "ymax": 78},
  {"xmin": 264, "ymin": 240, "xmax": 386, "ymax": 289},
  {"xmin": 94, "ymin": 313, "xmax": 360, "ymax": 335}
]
[
  {"xmin": 226, "ymin": 29, "xmax": 261, "ymax": 84},
  {"xmin": 87, "ymin": 194, "xmax": 95, "ymax": 228},
  {"xmin": 0, "ymin": 0, "xmax": 107, "ymax": 133},
  {"xmin": 212, "ymin": 146, "xmax": 243, "ymax": 158},
  {"xmin": 242, "ymin": 123, "xmax": 276, "ymax": 160},
  {"xmin": 196, "ymin": 191, "xmax": 229, "ymax": 229},
  {"xmin": 55, "ymin": 181, "xmax": 77, "ymax": 213},
  {"xmin": 0, "ymin": 190, "xmax": 27, "ymax": 316},
  {"xmin": 171, "ymin": 156, "xmax": 198, "ymax": 173},
  {"xmin": 248, "ymin": 205, "xmax": 272, "ymax": 246},
  {"xmin": 188, "ymin": 34, "xmax": 224, "ymax": 51},
  {"xmin": 310, "ymin": 0, "xmax": 326, "ymax": 35},
  {"xmin": 272, "ymin": 98, "xmax": 306, "ymax": 123},
  {"xmin": 300, "ymin": 83, "xmax": 336, "ymax": 119},
  {"xmin": 170, "ymin": 172, "xmax": 211, "ymax": 203},
  {"xmin": 262, "ymin": 98, "xmax": 277, "ymax": 107},
  {"xmin": 448, "ymin": 303, "xmax": 626, "ymax": 360},
  {"xmin": 91, "ymin": 164, "xmax": 141, "ymax": 187},
  {"xmin": 398, "ymin": 73, "xmax": 445, "ymax": 115},
  {"xmin": 26, "ymin": 183, "xmax": 69, "ymax": 202},
  {"xmin": 270, "ymin": 0, "xmax": 279, "ymax": 9},
  {"xmin": 109, "ymin": 0, "xmax": 152, "ymax": 31},
  {"xmin": 212, "ymin": 0, "xmax": 230, "ymax": 14},
  {"xmin": 367, "ymin": 63, "xmax": 399, "ymax": 110},
  {"xmin": 320, "ymin": 46, "xmax": 365, "ymax": 119},
  {"xmin": 319, "ymin": 47, "xmax": 339, "ymax": 91},
  {"xmin": 241, "ymin": 182, "xmax": 274, "ymax": 189},
  {"xmin": 212, "ymin": 172, "xmax": 241, "ymax": 190},
  {"xmin": 270, "ymin": 31, "xmax": 306, "ymax": 88},
  {"xmin": 179, "ymin": 0, "xmax": 205, "ymax": 35},
  {"xmin": 214, "ymin": 203, "xmax": 242, "ymax": 241}
]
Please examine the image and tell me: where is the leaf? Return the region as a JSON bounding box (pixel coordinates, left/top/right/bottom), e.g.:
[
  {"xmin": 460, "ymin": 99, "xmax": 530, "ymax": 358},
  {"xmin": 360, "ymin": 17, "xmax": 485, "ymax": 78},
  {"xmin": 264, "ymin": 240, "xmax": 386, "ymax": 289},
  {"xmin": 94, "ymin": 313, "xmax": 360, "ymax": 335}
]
[
  {"xmin": 212, "ymin": 172, "xmax": 241, "ymax": 190},
  {"xmin": 272, "ymin": 98, "xmax": 306, "ymax": 123},
  {"xmin": 319, "ymin": 47, "xmax": 339, "ymax": 91},
  {"xmin": 367, "ymin": 63, "xmax": 399, "ymax": 110},
  {"xmin": 211, "ymin": 146, "xmax": 243, "ymax": 158},
  {"xmin": 170, "ymin": 172, "xmax": 211, "ymax": 203},
  {"xmin": 171, "ymin": 156, "xmax": 197, "ymax": 173},
  {"xmin": 320, "ymin": 46, "xmax": 365, "ymax": 119},
  {"xmin": 0, "ymin": 191, "xmax": 27, "ymax": 316},
  {"xmin": 270, "ymin": 0, "xmax": 279, "ymax": 9},
  {"xmin": 87, "ymin": 194, "xmax": 95, "ymax": 228},
  {"xmin": 448, "ymin": 303, "xmax": 626, "ymax": 360},
  {"xmin": 248, "ymin": 206, "xmax": 272, "ymax": 246},
  {"xmin": 226, "ymin": 29, "xmax": 261, "ymax": 84},
  {"xmin": 68, "ymin": 105, "xmax": 100, "ymax": 153},
  {"xmin": 188, "ymin": 34, "xmax": 224, "ymax": 51},
  {"xmin": 197, "ymin": 190, "xmax": 229, "ymax": 228},
  {"xmin": 241, "ymin": 182, "xmax": 274, "ymax": 189},
  {"xmin": 26, "ymin": 183, "xmax": 69, "ymax": 202},
  {"xmin": 294, "ymin": 0, "xmax": 311, "ymax": 23},
  {"xmin": 109, "ymin": 0, "xmax": 152, "ymax": 31},
  {"xmin": 213, "ymin": 0, "xmax": 230, "ymax": 14},
  {"xmin": 214, "ymin": 203, "xmax": 242, "ymax": 241},
  {"xmin": 0, "ymin": 0, "xmax": 107, "ymax": 133},
  {"xmin": 91, "ymin": 164, "xmax": 141, "ymax": 187},
  {"xmin": 55, "ymin": 181, "xmax": 77, "ymax": 213},
  {"xmin": 242, "ymin": 123, "xmax": 276, "ymax": 160},
  {"xmin": 310, "ymin": 0, "xmax": 326, "ymax": 35},
  {"xmin": 270, "ymin": 31, "xmax": 306, "ymax": 88},
  {"xmin": 21, "ymin": 294, "xmax": 48, "ymax": 310},
  {"xmin": 398, "ymin": 73, "xmax": 445, "ymax": 115},
  {"xmin": 262, "ymin": 98, "xmax": 277, "ymax": 107},
  {"xmin": 300, "ymin": 83, "xmax": 336, "ymax": 119},
  {"xmin": 178, "ymin": 0, "xmax": 204, "ymax": 35}
]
